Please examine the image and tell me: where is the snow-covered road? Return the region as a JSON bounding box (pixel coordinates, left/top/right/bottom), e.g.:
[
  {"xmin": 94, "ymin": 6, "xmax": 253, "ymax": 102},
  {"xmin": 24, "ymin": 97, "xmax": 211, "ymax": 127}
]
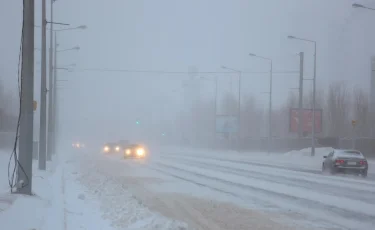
[{"xmin": 79, "ymin": 146, "xmax": 375, "ymax": 230}]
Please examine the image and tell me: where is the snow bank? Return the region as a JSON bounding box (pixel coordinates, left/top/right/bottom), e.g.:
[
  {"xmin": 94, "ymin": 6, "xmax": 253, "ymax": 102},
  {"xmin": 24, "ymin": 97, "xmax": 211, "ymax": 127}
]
[
  {"xmin": 74, "ymin": 154, "xmax": 188, "ymax": 230},
  {"xmin": 0, "ymin": 148, "xmax": 118, "ymax": 230},
  {"xmin": 284, "ymin": 147, "xmax": 333, "ymax": 158},
  {"xmin": 0, "ymin": 150, "xmax": 12, "ymax": 193},
  {"xmin": 0, "ymin": 157, "xmax": 58, "ymax": 230}
]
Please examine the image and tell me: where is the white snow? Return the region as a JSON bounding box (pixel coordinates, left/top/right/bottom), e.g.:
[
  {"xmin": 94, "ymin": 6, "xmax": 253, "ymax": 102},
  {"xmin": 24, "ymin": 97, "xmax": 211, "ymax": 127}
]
[
  {"xmin": 3, "ymin": 144, "xmax": 373, "ymax": 230},
  {"xmin": 0, "ymin": 148, "xmax": 187, "ymax": 230},
  {"xmin": 151, "ymin": 146, "xmax": 375, "ymax": 229},
  {"xmin": 161, "ymin": 146, "xmax": 375, "ymax": 174},
  {"xmin": 0, "ymin": 149, "xmax": 115, "ymax": 230},
  {"xmin": 75, "ymin": 152, "xmax": 188, "ymax": 230}
]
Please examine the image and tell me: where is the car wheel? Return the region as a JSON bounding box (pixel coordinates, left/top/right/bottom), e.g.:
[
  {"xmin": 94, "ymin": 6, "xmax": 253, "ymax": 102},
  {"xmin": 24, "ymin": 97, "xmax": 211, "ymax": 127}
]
[
  {"xmin": 361, "ymin": 170, "xmax": 368, "ymax": 178},
  {"xmin": 330, "ymin": 166, "xmax": 337, "ymax": 175}
]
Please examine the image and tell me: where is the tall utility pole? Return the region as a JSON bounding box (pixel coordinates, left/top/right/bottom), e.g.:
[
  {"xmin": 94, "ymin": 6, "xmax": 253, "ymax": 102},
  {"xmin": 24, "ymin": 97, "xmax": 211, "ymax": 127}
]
[
  {"xmin": 220, "ymin": 66, "xmax": 242, "ymax": 141},
  {"xmin": 39, "ymin": 0, "xmax": 47, "ymax": 170},
  {"xmin": 238, "ymin": 72, "xmax": 241, "ymax": 136},
  {"xmin": 268, "ymin": 61, "xmax": 273, "ymax": 154},
  {"xmin": 47, "ymin": 0, "xmax": 55, "ymax": 159},
  {"xmin": 288, "ymin": 35, "xmax": 317, "ymax": 156},
  {"xmin": 214, "ymin": 75, "xmax": 218, "ymax": 139},
  {"xmin": 352, "ymin": 3, "xmax": 375, "ymax": 137},
  {"xmin": 53, "ymin": 32, "xmax": 57, "ymax": 154},
  {"xmin": 298, "ymin": 52, "xmax": 304, "ymax": 138},
  {"xmin": 311, "ymin": 43, "xmax": 317, "ymax": 156},
  {"xmin": 18, "ymin": 0, "xmax": 35, "ymax": 195},
  {"xmin": 249, "ymin": 53, "xmax": 273, "ymax": 154}
]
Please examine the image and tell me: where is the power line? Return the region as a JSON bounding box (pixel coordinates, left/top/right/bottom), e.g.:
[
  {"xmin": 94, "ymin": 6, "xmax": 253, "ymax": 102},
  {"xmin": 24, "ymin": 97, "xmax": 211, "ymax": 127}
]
[{"xmin": 72, "ymin": 68, "xmax": 299, "ymax": 75}]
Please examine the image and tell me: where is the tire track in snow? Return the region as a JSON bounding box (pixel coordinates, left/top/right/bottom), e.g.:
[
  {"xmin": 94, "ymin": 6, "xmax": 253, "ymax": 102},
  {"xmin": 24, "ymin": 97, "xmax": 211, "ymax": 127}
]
[
  {"xmin": 149, "ymin": 160, "xmax": 375, "ymax": 230},
  {"xmin": 161, "ymin": 152, "xmax": 375, "ymax": 185},
  {"xmin": 159, "ymin": 155, "xmax": 375, "ymax": 204}
]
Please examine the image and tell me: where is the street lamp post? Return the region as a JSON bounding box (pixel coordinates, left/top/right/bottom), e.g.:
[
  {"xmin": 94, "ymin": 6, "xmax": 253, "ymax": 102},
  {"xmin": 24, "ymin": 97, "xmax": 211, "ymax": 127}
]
[
  {"xmin": 46, "ymin": 0, "xmax": 55, "ymax": 161},
  {"xmin": 17, "ymin": 0, "xmax": 35, "ymax": 195},
  {"xmin": 353, "ymin": 3, "xmax": 375, "ymax": 137},
  {"xmin": 47, "ymin": 25, "xmax": 85, "ymax": 158},
  {"xmin": 39, "ymin": 0, "xmax": 48, "ymax": 170},
  {"xmin": 52, "ymin": 39, "xmax": 80, "ymax": 155},
  {"xmin": 288, "ymin": 35, "xmax": 317, "ymax": 156},
  {"xmin": 199, "ymin": 76, "xmax": 218, "ymax": 143},
  {"xmin": 221, "ymin": 66, "xmax": 242, "ymax": 142},
  {"xmin": 53, "ymin": 66, "xmax": 73, "ymax": 150},
  {"xmin": 249, "ymin": 53, "xmax": 273, "ymax": 154}
]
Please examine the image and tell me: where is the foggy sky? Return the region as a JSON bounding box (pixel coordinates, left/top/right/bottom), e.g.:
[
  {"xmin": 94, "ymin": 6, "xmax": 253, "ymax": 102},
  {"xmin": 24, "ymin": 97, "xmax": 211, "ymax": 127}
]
[{"xmin": 1, "ymin": 0, "xmax": 375, "ymax": 141}]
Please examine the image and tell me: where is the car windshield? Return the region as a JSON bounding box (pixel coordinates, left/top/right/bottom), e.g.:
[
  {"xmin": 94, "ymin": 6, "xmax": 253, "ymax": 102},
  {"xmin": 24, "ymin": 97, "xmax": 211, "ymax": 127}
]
[{"xmin": 337, "ymin": 151, "xmax": 363, "ymax": 157}]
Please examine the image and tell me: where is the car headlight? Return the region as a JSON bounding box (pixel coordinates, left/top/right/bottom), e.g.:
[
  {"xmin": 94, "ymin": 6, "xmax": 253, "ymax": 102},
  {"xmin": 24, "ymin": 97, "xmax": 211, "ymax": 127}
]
[
  {"xmin": 104, "ymin": 146, "xmax": 110, "ymax": 152},
  {"xmin": 125, "ymin": 149, "xmax": 131, "ymax": 155},
  {"xmin": 115, "ymin": 146, "xmax": 120, "ymax": 151},
  {"xmin": 136, "ymin": 148, "xmax": 145, "ymax": 156}
]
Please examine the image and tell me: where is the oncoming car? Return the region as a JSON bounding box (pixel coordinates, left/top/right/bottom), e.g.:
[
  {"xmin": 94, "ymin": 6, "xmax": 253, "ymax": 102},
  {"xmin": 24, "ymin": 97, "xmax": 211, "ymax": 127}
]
[
  {"xmin": 72, "ymin": 142, "xmax": 85, "ymax": 149},
  {"xmin": 124, "ymin": 144, "xmax": 146, "ymax": 158},
  {"xmin": 322, "ymin": 149, "xmax": 368, "ymax": 177},
  {"xmin": 117, "ymin": 140, "xmax": 130, "ymax": 150},
  {"xmin": 102, "ymin": 142, "xmax": 121, "ymax": 153}
]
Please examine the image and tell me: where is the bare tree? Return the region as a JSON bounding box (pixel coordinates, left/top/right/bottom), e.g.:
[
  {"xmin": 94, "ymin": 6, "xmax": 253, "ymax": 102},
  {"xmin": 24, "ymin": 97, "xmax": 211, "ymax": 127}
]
[
  {"xmin": 278, "ymin": 92, "xmax": 299, "ymax": 137},
  {"xmin": 353, "ymin": 87, "xmax": 369, "ymax": 137},
  {"xmin": 220, "ymin": 93, "xmax": 238, "ymax": 116},
  {"xmin": 286, "ymin": 91, "xmax": 299, "ymax": 109},
  {"xmin": 240, "ymin": 95, "xmax": 260, "ymax": 138},
  {"xmin": 326, "ymin": 81, "xmax": 351, "ymax": 137}
]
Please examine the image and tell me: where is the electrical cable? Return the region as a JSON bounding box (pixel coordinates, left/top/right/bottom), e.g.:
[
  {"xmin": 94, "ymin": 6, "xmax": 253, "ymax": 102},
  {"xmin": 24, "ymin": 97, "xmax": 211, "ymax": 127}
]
[
  {"xmin": 73, "ymin": 68, "xmax": 299, "ymax": 75},
  {"xmin": 8, "ymin": 0, "xmax": 29, "ymax": 192}
]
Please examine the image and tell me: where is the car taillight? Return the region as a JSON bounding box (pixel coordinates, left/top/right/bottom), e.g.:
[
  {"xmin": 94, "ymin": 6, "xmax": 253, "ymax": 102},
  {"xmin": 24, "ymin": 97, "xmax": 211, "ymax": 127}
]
[
  {"xmin": 360, "ymin": 160, "xmax": 367, "ymax": 165},
  {"xmin": 335, "ymin": 159, "xmax": 345, "ymax": 164}
]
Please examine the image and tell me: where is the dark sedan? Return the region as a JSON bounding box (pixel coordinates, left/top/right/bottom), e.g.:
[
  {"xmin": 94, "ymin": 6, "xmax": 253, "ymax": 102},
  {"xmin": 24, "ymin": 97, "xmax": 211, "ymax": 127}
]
[{"xmin": 322, "ymin": 149, "xmax": 368, "ymax": 177}]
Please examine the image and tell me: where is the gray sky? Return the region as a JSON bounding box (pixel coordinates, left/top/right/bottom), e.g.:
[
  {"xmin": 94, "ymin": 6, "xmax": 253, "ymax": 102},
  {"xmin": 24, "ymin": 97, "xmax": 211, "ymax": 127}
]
[{"xmin": 1, "ymin": 0, "xmax": 375, "ymax": 141}]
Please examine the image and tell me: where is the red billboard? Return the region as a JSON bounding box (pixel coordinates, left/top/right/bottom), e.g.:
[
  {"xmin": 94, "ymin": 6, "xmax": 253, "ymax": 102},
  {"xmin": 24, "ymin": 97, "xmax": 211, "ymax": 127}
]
[{"xmin": 289, "ymin": 108, "xmax": 323, "ymax": 133}]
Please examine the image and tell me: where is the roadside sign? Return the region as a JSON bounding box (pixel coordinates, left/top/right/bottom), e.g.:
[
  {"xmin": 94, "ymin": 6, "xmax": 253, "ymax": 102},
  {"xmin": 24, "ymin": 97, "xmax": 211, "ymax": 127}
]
[
  {"xmin": 216, "ymin": 116, "xmax": 239, "ymax": 133},
  {"xmin": 289, "ymin": 108, "xmax": 323, "ymax": 133}
]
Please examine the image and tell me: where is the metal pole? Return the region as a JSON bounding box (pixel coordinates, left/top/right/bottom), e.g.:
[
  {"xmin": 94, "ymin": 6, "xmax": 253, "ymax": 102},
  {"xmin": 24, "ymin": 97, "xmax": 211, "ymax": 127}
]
[
  {"xmin": 298, "ymin": 52, "xmax": 304, "ymax": 138},
  {"xmin": 47, "ymin": 0, "xmax": 54, "ymax": 159},
  {"xmin": 214, "ymin": 76, "xmax": 218, "ymax": 141},
  {"xmin": 268, "ymin": 61, "xmax": 273, "ymax": 154},
  {"xmin": 53, "ymin": 32, "xmax": 57, "ymax": 155},
  {"xmin": 38, "ymin": 0, "xmax": 47, "ymax": 170},
  {"xmin": 238, "ymin": 72, "xmax": 241, "ymax": 145},
  {"xmin": 17, "ymin": 0, "xmax": 35, "ymax": 195},
  {"xmin": 352, "ymin": 125, "xmax": 356, "ymax": 149},
  {"xmin": 230, "ymin": 76, "xmax": 233, "ymax": 95},
  {"xmin": 311, "ymin": 42, "xmax": 317, "ymax": 156}
]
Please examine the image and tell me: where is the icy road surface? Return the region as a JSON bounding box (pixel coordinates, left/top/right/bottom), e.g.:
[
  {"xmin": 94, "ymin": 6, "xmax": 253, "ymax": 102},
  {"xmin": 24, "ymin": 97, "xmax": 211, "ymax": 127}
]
[{"xmin": 81, "ymin": 146, "xmax": 375, "ymax": 230}]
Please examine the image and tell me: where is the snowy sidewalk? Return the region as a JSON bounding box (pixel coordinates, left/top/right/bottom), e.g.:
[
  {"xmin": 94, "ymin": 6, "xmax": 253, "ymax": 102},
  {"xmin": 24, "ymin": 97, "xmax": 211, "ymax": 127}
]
[
  {"xmin": 0, "ymin": 150, "xmax": 114, "ymax": 230},
  {"xmin": 0, "ymin": 154, "xmax": 62, "ymax": 229}
]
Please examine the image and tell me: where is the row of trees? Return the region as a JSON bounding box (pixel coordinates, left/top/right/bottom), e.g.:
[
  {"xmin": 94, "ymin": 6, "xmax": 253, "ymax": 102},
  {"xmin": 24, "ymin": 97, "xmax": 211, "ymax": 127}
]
[{"xmin": 176, "ymin": 80, "xmax": 374, "ymax": 144}]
